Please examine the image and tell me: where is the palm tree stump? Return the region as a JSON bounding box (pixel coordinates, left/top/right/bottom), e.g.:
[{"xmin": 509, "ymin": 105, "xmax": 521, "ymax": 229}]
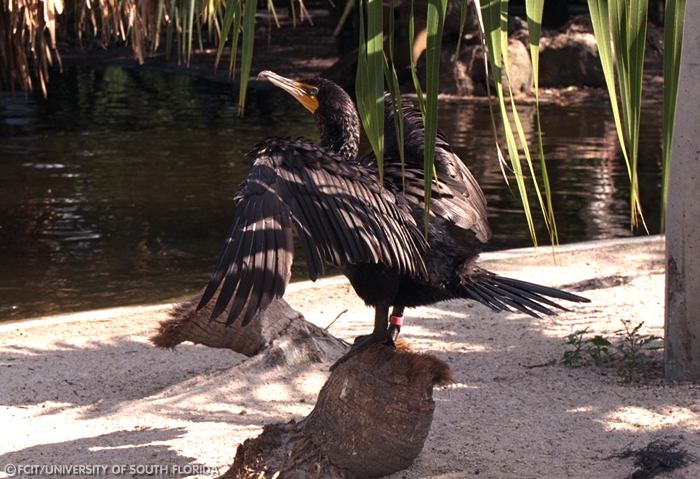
[
  {"xmin": 152, "ymin": 295, "xmax": 451, "ymax": 477},
  {"xmin": 221, "ymin": 342, "xmax": 452, "ymax": 478},
  {"xmin": 151, "ymin": 294, "xmax": 348, "ymax": 366}
]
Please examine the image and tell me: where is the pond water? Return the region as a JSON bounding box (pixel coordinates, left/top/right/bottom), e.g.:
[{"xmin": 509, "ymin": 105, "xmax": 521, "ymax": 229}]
[{"xmin": 0, "ymin": 66, "xmax": 662, "ymax": 321}]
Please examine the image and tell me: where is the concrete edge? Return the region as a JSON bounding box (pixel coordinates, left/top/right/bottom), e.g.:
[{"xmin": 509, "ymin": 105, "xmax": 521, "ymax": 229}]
[{"xmin": 479, "ymin": 234, "xmax": 664, "ymax": 262}]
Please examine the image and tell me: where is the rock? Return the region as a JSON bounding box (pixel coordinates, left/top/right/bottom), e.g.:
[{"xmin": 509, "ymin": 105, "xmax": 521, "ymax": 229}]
[
  {"xmin": 467, "ymin": 38, "xmax": 533, "ymax": 96},
  {"xmin": 561, "ymin": 14, "xmax": 595, "ymax": 35},
  {"xmin": 539, "ymin": 31, "xmax": 605, "ymax": 88},
  {"xmin": 508, "ymin": 15, "xmax": 530, "ymax": 48},
  {"xmin": 415, "ymin": 33, "xmax": 532, "ymax": 96},
  {"xmin": 503, "ymin": 37, "xmax": 533, "ymax": 94},
  {"xmin": 437, "ymin": 43, "xmax": 478, "ymax": 96}
]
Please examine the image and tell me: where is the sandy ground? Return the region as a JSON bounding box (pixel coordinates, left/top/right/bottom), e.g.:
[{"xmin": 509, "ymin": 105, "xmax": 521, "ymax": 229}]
[{"xmin": 1, "ymin": 236, "xmax": 699, "ymax": 479}]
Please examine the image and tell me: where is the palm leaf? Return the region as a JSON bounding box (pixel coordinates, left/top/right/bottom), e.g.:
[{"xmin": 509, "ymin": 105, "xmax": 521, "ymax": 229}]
[
  {"xmin": 237, "ymin": 0, "xmax": 257, "ymax": 115},
  {"xmin": 385, "ymin": 0, "xmax": 406, "ymax": 184},
  {"xmin": 355, "ymin": 0, "xmax": 385, "ymax": 180},
  {"xmin": 422, "ymin": 0, "xmax": 448, "ymax": 231},
  {"xmin": 408, "ymin": 0, "xmax": 426, "ymax": 118},
  {"xmin": 333, "ymin": 0, "xmax": 356, "ymax": 36},
  {"xmin": 455, "ymin": 0, "xmax": 469, "ymax": 57},
  {"xmin": 662, "ymin": 0, "xmax": 686, "ymax": 227},
  {"xmin": 525, "ymin": 0, "xmax": 558, "ymax": 245},
  {"xmin": 477, "ymin": 0, "xmax": 538, "ymax": 244},
  {"xmin": 587, "ymin": 0, "xmax": 646, "ymax": 229},
  {"xmin": 215, "ymin": 0, "xmax": 241, "ymax": 73},
  {"xmin": 186, "ymin": 0, "xmax": 196, "ymax": 65}
]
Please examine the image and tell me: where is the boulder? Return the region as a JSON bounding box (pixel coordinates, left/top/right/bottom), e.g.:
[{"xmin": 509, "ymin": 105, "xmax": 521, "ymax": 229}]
[
  {"xmin": 466, "ymin": 38, "xmax": 533, "ymax": 96},
  {"xmin": 414, "ymin": 32, "xmax": 532, "ymax": 96},
  {"xmin": 503, "ymin": 37, "xmax": 534, "ymax": 94},
  {"xmin": 539, "ymin": 31, "xmax": 605, "ymax": 88},
  {"xmin": 508, "ymin": 15, "xmax": 531, "ymax": 49},
  {"xmin": 561, "ymin": 14, "xmax": 595, "ymax": 34}
]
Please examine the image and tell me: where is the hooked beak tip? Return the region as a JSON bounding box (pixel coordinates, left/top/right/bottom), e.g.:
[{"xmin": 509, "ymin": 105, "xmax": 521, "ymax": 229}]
[{"xmin": 257, "ymin": 70, "xmax": 319, "ymax": 114}]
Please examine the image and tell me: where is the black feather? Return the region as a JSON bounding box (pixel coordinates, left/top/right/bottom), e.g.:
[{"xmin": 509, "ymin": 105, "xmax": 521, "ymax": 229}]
[{"xmin": 197, "ymin": 76, "xmax": 587, "ymax": 340}]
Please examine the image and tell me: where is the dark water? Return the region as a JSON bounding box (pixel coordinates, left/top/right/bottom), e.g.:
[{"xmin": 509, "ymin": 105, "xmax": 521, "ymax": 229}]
[{"xmin": 0, "ymin": 66, "xmax": 662, "ymax": 321}]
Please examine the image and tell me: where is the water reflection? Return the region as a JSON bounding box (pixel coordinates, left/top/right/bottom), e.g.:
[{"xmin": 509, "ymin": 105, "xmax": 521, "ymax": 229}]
[
  {"xmin": 445, "ymin": 101, "xmax": 661, "ymax": 246},
  {"xmin": 0, "ymin": 66, "xmax": 661, "ymax": 320}
]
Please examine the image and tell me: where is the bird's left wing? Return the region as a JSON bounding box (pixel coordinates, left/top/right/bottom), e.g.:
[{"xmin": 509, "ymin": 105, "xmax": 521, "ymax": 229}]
[
  {"xmin": 197, "ymin": 137, "xmax": 428, "ymax": 326},
  {"xmin": 376, "ymin": 95, "xmax": 491, "ymax": 244}
]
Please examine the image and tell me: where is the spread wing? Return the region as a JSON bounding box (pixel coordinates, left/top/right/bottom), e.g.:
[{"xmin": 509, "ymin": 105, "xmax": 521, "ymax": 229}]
[
  {"xmin": 197, "ymin": 137, "xmax": 428, "ymax": 326},
  {"xmin": 367, "ymin": 95, "xmax": 491, "ymax": 243}
]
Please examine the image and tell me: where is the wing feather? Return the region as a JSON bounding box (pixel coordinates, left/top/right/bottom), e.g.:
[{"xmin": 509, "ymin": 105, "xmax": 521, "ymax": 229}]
[
  {"xmin": 198, "ymin": 137, "xmax": 427, "ymax": 325},
  {"xmin": 217, "ymin": 199, "xmax": 260, "ymax": 323},
  {"xmin": 342, "ymin": 179, "xmax": 389, "ymax": 262},
  {"xmin": 377, "ymin": 95, "xmax": 492, "ymax": 243},
  {"xmin": 197, "ymin": 217, "xmax": 240, "ymax": 311},
  {"xmin": 323, "ymin": 170, "xmax": 368, "ymax": 261}
]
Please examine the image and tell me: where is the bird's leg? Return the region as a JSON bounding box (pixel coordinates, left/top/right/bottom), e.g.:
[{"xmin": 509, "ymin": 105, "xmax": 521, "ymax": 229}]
[
  {"xmin": 388, "ymin": 305, "xmax": 405, "ymax": 343},
  {"xmin": 330, "ymin": 305, "xmax": 391, "ymax": 370}
]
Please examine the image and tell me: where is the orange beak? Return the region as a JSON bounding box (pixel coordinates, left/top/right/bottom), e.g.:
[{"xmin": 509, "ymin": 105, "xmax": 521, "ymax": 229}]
[{"xmin": 257, "ymin": 70, "xmax": 320, "ymax": 114}]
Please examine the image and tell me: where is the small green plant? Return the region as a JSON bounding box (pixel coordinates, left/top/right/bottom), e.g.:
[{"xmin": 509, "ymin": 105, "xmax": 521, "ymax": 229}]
[
  {"xmin": 561, "ymin": 328, "xmax": 589, "ymax": 367},
  {"xmin": 586, "ymin": 334, "xmax": 613, "ymax": 366},
  {"xmin": 561, "ymin": 329, "xmax": 613, "ymax": 367},
  {"xmin": 561, "ymin": 320, "xmax": 662, "ymax": 382},
  {"xmin": 615, "ymin": 319, "xmax": 662, "ymax": 382}
]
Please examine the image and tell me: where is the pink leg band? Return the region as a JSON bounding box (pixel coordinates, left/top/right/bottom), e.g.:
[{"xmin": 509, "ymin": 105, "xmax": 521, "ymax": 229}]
[{"xmin": 390, "ymin": 315, "xmax": 404, "ymax": 326}]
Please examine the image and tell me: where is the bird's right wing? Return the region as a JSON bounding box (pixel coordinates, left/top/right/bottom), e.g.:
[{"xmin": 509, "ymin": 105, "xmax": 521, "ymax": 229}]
[{"xmin": 198, "ymin": 137, "xmax": 428, "ymax": 326}]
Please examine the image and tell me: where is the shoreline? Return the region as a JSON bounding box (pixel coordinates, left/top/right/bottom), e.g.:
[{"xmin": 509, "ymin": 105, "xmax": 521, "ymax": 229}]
[
  {"xmin": 3, "ymin": 234, "xmax": 699, "ymax": 479},
  {"xmin": 1, "ymin": 235, "xmax": 663, "ymax": 331}
]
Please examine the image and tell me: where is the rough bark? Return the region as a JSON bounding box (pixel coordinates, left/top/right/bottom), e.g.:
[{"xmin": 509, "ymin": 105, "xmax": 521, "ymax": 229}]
[
  {"xmin": 665, "ymin": 0, "xmax": 700, "ymax": 381},
  {"xmin": 220, "ymin": 342, "xmax": 453, "ymax": 479},
  {"xmin": 151, "ymin": 293, "xmax": 348, "ymax": 366}
]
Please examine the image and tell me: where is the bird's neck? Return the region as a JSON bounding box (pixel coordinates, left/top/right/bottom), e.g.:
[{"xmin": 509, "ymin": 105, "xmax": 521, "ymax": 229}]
[{"xmin": 318, "ymin": 110, "xmax": 360, "ymax": 162}]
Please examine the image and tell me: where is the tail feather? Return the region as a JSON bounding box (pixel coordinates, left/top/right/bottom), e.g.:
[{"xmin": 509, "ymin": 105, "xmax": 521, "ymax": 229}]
[
  {"xmin": 470, "ymin": 283, "xmax": 511, "ymax": 312},
  {"xmin": 465, "ymin": 285, "xmax": 506, "ymax": 312},
  {"xmin": 463, "ymin": 271, "xmax": 590, "ymax": 318},
  {"xmin": 495, "ymin": 276, "xmax": 589, "ymax": 304},
  {"xmin": 480, "ymin": 282, "xmax": 557, "ymax": 317},
  {"xmin": 492, "ymin": 281, "xmax": 568, "ymax": 311}
]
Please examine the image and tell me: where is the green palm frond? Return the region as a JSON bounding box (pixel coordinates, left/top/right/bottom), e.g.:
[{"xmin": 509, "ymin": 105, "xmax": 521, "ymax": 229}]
[
  {"xmin": 525, "ymin": 0, "xmax": 558, "ymax": 245},
  {"xmin": 587, "ymin": 0, "xmax": 647, "ymax": 230},
  {"xmin": 476, "ymin": 0, "xmax": 547, "ymax": 245},
  {"xmin": 355, "ymin": 0, "xmax": 385, "ymax": 180},
  {"xmin": 662, "ymin": 0, "xmax": 686, "ymax": 227}
]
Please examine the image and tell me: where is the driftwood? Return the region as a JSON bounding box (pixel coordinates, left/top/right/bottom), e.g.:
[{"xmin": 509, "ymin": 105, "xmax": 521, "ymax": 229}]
[
  {"xmin": 151, "ymin": 294, "xmax": 348, "ymax": 367},
  {"xmin": 221, "ymin": 342, "xmax": 453, "ymax": 479}
]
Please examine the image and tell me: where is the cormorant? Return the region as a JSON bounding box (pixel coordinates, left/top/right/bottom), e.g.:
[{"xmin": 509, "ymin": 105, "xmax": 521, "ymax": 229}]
[{"xmin": 198, "ymin": 71, "xmax": 588, "ymax": 363}]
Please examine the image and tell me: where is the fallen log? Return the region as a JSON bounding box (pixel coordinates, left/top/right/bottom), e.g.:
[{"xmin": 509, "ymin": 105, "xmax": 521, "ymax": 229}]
[{"xmin": 150, "ymin": 294, "xmax": 348, "ymax": 367}]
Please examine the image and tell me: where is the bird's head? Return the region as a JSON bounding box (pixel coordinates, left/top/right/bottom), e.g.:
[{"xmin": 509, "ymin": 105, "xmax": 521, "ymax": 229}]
[{"xmin": 257, "ymin": 70, "xmax": 360, "ymax": 160}]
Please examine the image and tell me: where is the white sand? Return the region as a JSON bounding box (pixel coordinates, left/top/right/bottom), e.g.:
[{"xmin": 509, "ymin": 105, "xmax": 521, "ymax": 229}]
[{"xmin": 2, "ymin": 236, "xmax": 699, "ymax": 478}]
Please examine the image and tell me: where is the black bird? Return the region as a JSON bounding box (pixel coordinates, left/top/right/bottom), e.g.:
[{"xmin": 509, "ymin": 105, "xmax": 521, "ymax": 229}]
[{"xmin": 198, "ymin": 71, "xmax": 589, "ymax": 363}]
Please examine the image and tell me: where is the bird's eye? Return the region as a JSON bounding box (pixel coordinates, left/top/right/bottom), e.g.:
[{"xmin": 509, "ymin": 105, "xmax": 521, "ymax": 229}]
[{"xmin": 308, "ymin": 87, "xmax": 319, "ymax": 96}]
